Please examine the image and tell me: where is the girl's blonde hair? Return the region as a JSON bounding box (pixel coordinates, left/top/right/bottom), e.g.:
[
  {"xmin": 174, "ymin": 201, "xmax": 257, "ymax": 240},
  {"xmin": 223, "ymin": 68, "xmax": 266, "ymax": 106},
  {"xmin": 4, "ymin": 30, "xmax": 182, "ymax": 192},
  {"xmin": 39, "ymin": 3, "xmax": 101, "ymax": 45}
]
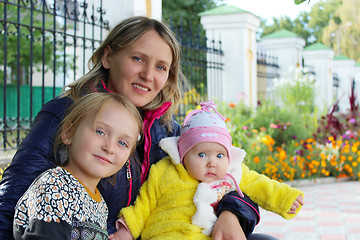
[
  {"xmin": 64, "ymin": 16, "xmax": 181, "ymax": 130},
  {"xmin": 55, "ymin": 92, "xmax": 143, "ymax": 165}
]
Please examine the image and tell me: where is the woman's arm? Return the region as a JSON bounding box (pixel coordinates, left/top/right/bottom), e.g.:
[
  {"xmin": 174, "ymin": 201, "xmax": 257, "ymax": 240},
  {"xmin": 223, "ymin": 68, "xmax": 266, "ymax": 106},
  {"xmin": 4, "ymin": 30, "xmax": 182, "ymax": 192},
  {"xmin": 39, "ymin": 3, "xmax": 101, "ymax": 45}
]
[{"xmin": 14, "ymin": 219, "xmax": 72, "ymax": 240}]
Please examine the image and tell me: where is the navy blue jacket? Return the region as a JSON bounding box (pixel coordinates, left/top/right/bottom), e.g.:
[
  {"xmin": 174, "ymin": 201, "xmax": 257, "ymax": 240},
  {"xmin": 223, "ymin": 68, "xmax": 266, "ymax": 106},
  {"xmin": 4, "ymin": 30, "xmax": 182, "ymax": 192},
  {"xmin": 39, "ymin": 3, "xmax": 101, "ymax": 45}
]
[{"xmin": 0, "ymin": 96, "xmax": 259, "ymax": 239}]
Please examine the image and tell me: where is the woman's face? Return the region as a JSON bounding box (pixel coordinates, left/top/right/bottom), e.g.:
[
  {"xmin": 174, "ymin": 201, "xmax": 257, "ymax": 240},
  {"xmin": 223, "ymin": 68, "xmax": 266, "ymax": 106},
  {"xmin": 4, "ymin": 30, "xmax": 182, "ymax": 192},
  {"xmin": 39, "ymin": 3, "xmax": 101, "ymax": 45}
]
[{"xmin": 102, "ymin": 30, "xmax": 173, "ymax": 108}]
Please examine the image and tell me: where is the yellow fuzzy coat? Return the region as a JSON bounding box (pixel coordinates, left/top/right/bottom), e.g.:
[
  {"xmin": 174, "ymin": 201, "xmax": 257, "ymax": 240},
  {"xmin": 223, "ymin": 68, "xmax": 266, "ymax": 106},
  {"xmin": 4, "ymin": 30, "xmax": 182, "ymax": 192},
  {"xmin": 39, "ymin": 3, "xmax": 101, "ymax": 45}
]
[{"xmin": 120, "ymin": 139, "xmax": 304, "ymax": 240}]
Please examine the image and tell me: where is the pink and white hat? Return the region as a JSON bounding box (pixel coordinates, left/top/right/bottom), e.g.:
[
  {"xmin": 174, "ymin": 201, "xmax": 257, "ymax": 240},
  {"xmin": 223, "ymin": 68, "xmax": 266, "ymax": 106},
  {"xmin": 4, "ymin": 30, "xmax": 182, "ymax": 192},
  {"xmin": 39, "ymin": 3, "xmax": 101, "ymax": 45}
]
[{"xmin": 178, "ymin": 101, "xmax": 232, "ymax": 163}]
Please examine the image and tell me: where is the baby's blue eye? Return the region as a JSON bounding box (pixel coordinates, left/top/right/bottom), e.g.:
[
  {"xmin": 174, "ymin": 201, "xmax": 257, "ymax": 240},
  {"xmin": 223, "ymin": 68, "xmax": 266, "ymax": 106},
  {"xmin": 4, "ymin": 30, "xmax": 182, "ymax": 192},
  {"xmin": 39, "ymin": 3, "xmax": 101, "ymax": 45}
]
[
  {"xmin": 133, "ymin": 56, "xmax": 142, "ymax": 62},
  {"xmin": 198, "ymin": 152, "xmax": 206, "ymax": 158},
  {"xmin": 217, "ymin": 153, "xmax": 224, "ymax": 158},
  {"xmin": 96, "ymin": 129, "xmax": 105, "ymax": 136}
]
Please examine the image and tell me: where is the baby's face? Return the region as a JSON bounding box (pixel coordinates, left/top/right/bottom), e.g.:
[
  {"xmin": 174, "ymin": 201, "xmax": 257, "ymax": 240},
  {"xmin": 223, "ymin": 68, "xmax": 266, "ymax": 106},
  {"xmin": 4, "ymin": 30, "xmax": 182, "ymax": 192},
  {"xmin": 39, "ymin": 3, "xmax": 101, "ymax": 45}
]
[{"xmin": 183, "ymin": 142, "xmax": 229, "ymax": 183}]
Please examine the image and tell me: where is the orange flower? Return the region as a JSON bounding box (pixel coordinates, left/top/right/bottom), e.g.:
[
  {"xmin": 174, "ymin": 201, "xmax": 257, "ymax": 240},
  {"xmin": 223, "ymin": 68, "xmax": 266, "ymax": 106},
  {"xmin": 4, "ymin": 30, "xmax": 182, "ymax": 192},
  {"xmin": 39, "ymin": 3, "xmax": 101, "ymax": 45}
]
[
  {"xmin": 279, "ymin": 150, "xmax": 287, "ymax": 161},
  {"xmin": 254, "ymin": 156, "xmax": 260, "ymax": 163},
  {"xmin": 225, "ymin": 118, "xmax": 231, "ymax": 122},
  {"xmin": 229, "ymin": 102, "xmax": 236, "ymax": 108}
]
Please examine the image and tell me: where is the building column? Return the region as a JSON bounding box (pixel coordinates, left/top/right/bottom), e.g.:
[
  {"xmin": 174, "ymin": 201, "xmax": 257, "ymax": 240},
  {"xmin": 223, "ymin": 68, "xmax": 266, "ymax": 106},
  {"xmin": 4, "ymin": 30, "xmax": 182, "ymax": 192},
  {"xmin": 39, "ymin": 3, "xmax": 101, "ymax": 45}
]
[
  {"xmin": 200, "ymin": 5, "xmax": 260, "ymax": 107},
  {"xmin": 302, "ymin": 43, "xmax": 335, "ymax": 111},
  {"xmin": 260, "ymin": 30, "xmax": 305, "ymax": 79}
]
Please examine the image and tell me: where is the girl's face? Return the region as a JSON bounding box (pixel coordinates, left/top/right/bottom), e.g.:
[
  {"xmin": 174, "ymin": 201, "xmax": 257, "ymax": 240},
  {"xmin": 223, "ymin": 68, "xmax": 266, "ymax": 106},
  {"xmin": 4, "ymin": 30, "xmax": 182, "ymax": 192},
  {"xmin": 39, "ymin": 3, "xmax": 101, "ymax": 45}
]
[
  {"xmin": 63, "ymin": 100, "xmax": 139, "ymax": 192},
  {"xmin": 102, "ymin": 30, "xmax": 173, "ymax": 108},
  {"xmin": 183, "ymin": 142, "xmax": 229, "ymax": 183}
]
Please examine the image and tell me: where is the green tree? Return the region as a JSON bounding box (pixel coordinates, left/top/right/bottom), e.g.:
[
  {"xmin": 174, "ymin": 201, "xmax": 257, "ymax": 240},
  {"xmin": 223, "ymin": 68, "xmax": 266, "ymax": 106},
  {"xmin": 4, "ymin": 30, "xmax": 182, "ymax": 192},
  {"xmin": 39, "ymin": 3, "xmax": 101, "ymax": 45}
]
[
  {"xmin": 162, "ymin": 0, "xmax": 223, "ymax": 30},
  {"xmin": 307, "ymin": 0, "xmax": 341, "ymax": 45},
  {"xmin": 0, "ymin": 2, "xmax": 71, "ymax": 85},
  {"xmin": 260, "ymin": 0, "xmax": 343, "ymax": 46},
  {"xmin": 260, "ymin": 12, "xmax": 313, "ymax": 45},
  {"xmin": 322, "ymin": 0, "xmax": 360, "ymax": 61}
]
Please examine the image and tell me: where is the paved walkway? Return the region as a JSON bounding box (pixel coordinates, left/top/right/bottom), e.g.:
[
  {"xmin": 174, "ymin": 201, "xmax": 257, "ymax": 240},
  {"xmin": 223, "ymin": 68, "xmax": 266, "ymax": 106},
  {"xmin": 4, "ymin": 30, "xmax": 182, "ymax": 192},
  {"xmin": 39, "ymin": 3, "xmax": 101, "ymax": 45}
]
[{"xmin": 253, "ymin": 179, "xmax": 360, "ymax": 240}]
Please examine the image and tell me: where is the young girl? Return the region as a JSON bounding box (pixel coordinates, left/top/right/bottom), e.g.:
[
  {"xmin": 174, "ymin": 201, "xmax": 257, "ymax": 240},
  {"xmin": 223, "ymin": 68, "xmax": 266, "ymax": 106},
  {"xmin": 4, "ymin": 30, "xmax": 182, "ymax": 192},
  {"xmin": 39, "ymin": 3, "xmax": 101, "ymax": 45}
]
[
  {"xmin": 13, "ymin": 92, "xmax": 142, "ymax": 239},
  {"xmin": 110, "ymin": 101, "xmax": 304, "ymax": 240}
]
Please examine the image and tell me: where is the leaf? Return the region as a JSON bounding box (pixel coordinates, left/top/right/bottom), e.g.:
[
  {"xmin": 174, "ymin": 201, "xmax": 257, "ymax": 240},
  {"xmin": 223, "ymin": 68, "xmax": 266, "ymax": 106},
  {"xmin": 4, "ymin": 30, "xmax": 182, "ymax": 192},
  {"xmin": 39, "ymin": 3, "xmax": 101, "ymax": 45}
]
[{"xmin": 294, "ymin": 0, "xmax": 310, "ymax": 5}]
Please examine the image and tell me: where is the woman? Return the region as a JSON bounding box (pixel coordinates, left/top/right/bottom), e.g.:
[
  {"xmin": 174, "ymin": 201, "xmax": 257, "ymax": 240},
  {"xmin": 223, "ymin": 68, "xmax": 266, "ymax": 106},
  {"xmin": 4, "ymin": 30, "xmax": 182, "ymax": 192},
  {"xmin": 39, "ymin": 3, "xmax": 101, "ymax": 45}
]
[{"xmin": 0, "ymin": 16, "xmax": 276, "ymax": 240}]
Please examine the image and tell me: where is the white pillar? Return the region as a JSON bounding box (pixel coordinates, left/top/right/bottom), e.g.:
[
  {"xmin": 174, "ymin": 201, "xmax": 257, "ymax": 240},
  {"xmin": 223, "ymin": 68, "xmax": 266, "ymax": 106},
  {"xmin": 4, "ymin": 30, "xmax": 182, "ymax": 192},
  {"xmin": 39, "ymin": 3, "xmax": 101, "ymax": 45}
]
[
  {"xmin": 354, "ymin": 63, "xmax": 360, "ymax": 98},
  {"xmin": 260, "ymin": 30, "xmax": 305, "ymax": 78},
  {"xmin": 302, "ymin": 43, "xmax": 335, "ymax": 111},
  {"xmin": 200, "ymin": 5, "xmax": 260, "ymax": 107},
  {"xmin": 332, "ymin": 55, "xmax": 355, "ymax": 113}
]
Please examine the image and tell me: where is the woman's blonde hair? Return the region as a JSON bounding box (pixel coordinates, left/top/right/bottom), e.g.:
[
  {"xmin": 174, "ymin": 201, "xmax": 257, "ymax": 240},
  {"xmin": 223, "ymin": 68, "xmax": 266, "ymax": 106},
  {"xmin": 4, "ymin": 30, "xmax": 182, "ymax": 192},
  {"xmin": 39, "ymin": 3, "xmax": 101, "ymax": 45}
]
[
  {"xmin": 64, "ymin": 16, "xmax": 181, "ymax": 130},
  {"xmin": 55, "ymin": 92, "xmax": 143, "ymax": 165}
]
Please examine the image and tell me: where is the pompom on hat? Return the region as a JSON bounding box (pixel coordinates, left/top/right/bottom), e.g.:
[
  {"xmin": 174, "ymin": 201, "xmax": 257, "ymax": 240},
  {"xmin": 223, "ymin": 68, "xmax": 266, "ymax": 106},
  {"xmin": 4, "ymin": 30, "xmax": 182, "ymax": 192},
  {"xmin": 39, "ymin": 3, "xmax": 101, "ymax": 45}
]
[{"xmin": 178, "ymin": 101, "xmax": 232, "ymax": 163}]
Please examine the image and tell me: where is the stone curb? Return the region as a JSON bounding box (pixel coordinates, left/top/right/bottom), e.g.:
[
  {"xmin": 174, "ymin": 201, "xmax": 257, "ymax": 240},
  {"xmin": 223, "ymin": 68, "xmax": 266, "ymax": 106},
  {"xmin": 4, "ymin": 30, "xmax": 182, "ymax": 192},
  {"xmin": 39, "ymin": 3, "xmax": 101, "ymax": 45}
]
[{"xmin": 283, "ymin": 176, "xmax": 352, "ymax": 187}]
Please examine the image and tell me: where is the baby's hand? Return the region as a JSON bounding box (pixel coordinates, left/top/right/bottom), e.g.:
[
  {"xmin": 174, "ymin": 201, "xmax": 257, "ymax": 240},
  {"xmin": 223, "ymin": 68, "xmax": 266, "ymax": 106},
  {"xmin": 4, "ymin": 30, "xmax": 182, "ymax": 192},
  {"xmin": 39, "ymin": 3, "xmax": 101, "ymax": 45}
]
[
  {"xmin": 108, "ymin": 226, "xmax": 133, "ymax": 240},
  {"xmin": 287, "ymin": 195, "xmax": 304, "ymax": 214}
]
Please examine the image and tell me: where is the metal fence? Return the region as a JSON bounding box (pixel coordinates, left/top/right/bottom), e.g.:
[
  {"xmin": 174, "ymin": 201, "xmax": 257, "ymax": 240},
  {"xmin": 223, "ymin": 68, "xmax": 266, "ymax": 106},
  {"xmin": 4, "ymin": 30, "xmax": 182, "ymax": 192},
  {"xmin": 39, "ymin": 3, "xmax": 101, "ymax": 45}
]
[
  {"xmin": 256, "ymin": 45, "xmax": 280, "ymax": 103},
  {"xmin": 171, "ymin": 24, "xmax": 223, "ymax": 122},
  {"xmin": 0, "ymin": 0, "xmax": 108, "ymax": 150},
  {"xmin": 0, "ymin": 1, "xmax": 224, "ymax": 151}
]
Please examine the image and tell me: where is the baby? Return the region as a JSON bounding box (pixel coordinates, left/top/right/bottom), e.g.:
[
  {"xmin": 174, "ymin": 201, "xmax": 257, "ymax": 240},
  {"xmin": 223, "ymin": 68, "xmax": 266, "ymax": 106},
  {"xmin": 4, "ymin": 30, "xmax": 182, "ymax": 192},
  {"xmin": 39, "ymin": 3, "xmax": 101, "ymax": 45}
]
[{"xmin": 110, "ymin": 101, "xmax": 304, "ymax": 240}]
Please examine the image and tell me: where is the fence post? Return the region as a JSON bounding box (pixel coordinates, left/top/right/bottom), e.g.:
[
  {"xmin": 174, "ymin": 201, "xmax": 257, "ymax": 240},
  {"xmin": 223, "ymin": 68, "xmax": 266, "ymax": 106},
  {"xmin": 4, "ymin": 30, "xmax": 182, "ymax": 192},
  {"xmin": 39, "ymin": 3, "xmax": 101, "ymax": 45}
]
[
  {"xmin": 302, "ymin": 43, "xmax": 335, "ymax": 111},
  {"xmin": 332, "ymin": 55, "xmax": 355, "ymax": 113},
  {"xmin": 260, "ymin": 30, "xmax": 305, "ymax": 79},
  {"xmin": 200, "ymin": 5, "xmax": 260, "ymax": 107}
]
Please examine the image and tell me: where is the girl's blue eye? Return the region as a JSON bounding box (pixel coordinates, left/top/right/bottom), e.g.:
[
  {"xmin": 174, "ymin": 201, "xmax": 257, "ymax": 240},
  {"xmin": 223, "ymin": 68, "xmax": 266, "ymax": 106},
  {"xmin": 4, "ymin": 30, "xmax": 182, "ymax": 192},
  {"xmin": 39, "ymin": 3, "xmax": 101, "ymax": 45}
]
[
  {"xmin": 217, "ymin": 153, "xmax": 224, "ymax": 158},
  {"xmin": 118, "ymin": 140, "xmax": 128, "ymax": 148},
  {"xmin": 198, "ymin": 152, "xmax": 206, "ymax": 158},
  {"xmin": 96, "ymin": 129, "xmax": 105, "ymax": 136}
]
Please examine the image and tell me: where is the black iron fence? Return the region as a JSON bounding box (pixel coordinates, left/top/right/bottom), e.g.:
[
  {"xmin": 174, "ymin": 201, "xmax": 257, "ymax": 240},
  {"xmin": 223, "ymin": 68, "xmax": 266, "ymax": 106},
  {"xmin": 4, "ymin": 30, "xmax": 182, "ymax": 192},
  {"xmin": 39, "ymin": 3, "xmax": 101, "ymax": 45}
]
[
  {"xmin": 0, "ymin": 1, "xmax": 224, "ymax": 151},
  {"xmin": 256, "ymin": 45, "xmax": 280, "ymax": 103},
  {"xmin": 171, "ymin": 24, "xmax": 223, "ymax": 122},
  {"xmin": 0, "ymin": 0, "xmax": 108, "ymax": 150}
]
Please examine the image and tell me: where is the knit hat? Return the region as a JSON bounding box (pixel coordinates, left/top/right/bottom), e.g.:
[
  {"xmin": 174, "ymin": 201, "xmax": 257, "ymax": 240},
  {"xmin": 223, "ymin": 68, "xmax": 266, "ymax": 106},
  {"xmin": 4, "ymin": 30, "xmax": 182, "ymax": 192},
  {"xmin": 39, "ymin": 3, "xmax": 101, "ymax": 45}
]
[{"xmin": 178, "ymin": 101, "xmax": 232, "ymax": 163}]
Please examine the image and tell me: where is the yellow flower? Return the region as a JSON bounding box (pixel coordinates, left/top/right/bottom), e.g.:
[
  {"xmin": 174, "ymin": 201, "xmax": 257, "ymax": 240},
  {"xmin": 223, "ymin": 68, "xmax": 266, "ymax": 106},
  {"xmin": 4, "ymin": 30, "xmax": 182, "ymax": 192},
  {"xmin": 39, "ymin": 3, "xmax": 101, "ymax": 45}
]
[
  {"xmin": 321, "ymin": 160, "xmax": 326, "ymax": 168},
  {"xmin": 352, "ymin": 146, "xmax": 358, "ymax": 153}
]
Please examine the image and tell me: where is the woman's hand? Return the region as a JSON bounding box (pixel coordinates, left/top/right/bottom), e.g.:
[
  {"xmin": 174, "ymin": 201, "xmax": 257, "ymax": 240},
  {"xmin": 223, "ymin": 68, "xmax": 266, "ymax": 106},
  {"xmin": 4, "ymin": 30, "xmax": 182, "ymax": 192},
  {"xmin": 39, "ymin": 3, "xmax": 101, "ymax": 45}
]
[{"xmin": 212, "ymin": 210, "xmax": 247, "ymax": 240}]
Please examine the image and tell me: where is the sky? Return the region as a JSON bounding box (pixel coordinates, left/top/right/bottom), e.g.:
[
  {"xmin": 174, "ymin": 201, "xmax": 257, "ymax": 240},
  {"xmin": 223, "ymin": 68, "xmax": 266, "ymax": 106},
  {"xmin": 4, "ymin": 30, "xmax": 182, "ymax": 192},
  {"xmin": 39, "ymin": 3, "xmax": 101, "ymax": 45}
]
[{"xmin": 223, "ymin": 0, "xmax": 321, "ymax": 22}]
